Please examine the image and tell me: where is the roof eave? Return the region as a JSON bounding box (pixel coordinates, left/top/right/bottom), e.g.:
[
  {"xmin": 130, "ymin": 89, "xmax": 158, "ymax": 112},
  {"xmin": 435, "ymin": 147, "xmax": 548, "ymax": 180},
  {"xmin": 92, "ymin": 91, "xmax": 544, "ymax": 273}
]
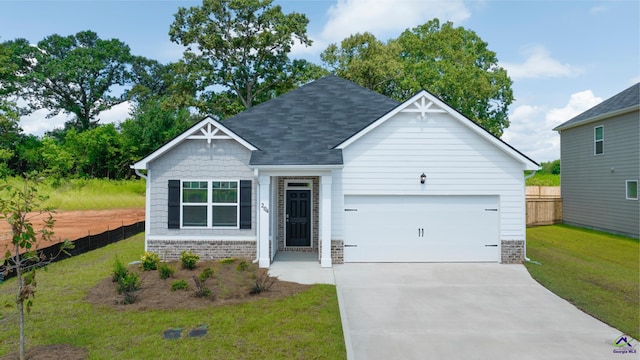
[{"xmin": 553, "ymin": 105, "xmax": 639, "ymax": 132}]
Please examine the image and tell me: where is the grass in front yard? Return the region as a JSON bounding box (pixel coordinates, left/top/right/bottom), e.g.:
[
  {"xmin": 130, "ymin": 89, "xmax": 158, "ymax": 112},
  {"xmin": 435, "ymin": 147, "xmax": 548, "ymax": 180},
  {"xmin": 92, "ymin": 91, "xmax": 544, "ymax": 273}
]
[
  {"xmin": 0, "ymin": 234, "xmax": 346, "ymax": 359},
  {"xmin": 525, "ymin": 225, "xmax": 639, "ymax": 339}
]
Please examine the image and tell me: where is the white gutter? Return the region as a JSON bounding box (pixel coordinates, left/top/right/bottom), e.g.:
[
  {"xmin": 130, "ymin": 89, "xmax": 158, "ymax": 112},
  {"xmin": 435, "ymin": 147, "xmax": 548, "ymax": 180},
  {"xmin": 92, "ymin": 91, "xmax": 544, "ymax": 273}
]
[
  {"xmin": 134, "ymin": 168, "xmax": 147, "ymax": 180},
  {"xmin": 523, "ymin": 170, "xmax": 541, "ymax": 265}
]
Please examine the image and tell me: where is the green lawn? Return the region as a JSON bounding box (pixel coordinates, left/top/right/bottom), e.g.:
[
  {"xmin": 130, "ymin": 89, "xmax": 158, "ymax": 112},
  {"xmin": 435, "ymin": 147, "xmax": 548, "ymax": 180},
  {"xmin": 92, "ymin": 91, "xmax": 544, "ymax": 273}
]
[
  {"xmin": 0, "ymin": 234, "xmax": 346, "ymax": 359},
  {"xmin": 525, "ymin": 225, "xmax": 639, "ymax": 339}
]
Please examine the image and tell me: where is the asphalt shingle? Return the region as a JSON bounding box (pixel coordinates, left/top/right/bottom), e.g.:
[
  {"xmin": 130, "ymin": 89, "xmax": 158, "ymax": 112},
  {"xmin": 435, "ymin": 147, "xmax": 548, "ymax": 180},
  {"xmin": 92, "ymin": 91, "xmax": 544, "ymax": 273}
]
[
  {"xmin": 222, "ymin": 75, "xmax": 400, "ymax": 166},
  {"xmin": 554, "ymin": 82, "xmax": 639, "ymax": 131}
]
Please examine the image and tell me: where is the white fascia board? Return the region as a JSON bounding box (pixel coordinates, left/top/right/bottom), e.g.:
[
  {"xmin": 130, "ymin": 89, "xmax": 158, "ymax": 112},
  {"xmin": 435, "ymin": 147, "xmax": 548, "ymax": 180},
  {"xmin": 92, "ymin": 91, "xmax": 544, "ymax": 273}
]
[
  {"xmin": 251, "ymin": 164, "xmax": 342, "ymax": 177},
  {"xmin": 336, "ymin": 90, "xmax": 539, "ymax": 170},
  {"xmin": 131, "ymin": 116, "xmax": 258, "ymax": 170}
]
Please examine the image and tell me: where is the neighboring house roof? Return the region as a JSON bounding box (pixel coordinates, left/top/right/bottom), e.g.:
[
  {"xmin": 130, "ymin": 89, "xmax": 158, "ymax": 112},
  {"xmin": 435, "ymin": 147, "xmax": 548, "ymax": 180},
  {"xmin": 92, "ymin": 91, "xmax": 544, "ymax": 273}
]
[
  {"xmin": 554, "ymin": 82, "xmax": 640, "ymax": 131},
  {"xmin": 223, "ymin": 75, "xmax": 399, "ymax": 165}
]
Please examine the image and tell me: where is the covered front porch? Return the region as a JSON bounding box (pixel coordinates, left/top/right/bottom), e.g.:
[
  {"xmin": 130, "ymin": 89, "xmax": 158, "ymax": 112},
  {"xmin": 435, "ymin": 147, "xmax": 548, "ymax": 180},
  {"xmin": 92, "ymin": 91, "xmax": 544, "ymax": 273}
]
[{"xmin": 255, "ymin": 170, "xmax": 338, "ymax": 268}]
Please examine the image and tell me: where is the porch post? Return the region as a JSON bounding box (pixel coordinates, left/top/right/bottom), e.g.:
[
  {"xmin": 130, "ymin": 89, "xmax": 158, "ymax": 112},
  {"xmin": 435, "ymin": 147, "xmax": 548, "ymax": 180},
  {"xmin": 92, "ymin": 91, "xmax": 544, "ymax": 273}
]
[
  {"xmin": 320, "ymin": 174, "xmax": 332, "ymax": 268},
  {"xmin": 258, "ymin": 175, "xmax": 271, "ymax": 268}
]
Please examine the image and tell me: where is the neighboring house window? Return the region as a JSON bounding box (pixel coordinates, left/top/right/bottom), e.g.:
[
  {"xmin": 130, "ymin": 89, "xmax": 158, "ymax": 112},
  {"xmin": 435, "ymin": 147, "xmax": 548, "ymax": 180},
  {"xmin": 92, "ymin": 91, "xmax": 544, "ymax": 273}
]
[
  {"xmin": 627, "ymin": 180, "xmax": 638, "ymax": 200},
  {"xmin": 182, "ymin": 180, "xmax": 239, "ymax": 228},
  {"xmin": 594, "ymin": 126, "xmax": 604, "ymax": 155}
]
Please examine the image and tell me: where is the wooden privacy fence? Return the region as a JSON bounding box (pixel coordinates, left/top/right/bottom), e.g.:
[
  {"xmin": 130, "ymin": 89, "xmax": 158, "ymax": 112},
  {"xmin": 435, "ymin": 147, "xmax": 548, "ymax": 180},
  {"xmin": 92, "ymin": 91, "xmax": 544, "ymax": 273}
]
[{"xmin": 526, "ymin": 186, "xmax": 562, "ymax": 226}]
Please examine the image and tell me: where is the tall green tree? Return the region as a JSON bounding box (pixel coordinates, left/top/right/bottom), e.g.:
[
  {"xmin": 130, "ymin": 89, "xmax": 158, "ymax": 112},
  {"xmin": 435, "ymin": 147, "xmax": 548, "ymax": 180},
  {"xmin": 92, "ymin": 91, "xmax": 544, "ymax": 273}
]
[
  {"xmin": 19, "ymin": 30, "xmax": 132, "ymax": 132},
  {"xmin": 321, "ymin": 32, "xmax": 402, "ymax": 97},
  {"xmin": 322, "ymin": 19, "xmax": 513, "ymax": 137},
  {"xmin": 397, "ymin": 19, "xmax": 513, "ymax": 137},
  {"xmin": 120, "ymin": 98, "xmax": 193, "ymax": 161},
  {"xmin": 169, "ymin": 0, "xmax": 315, "ymax": 118},
  {"xmin": 0, "ymin": 100, "xmax": 22, "ymax": 177}
]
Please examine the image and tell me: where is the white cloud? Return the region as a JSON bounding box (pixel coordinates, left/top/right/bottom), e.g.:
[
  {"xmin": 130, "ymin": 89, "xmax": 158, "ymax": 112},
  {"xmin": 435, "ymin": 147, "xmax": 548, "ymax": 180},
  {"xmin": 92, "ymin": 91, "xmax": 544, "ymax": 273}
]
[
  {"xmin": 502, "ymin": 90, "xmax": 602, "ymax": 162},
  {"xmin": 590, "ymin": 5, "xmax": 606, "ymax": 14},
  {"xmin": 502, "ymin": 45, "xmax": 585, "ymax": 80},
  {"xmin": 19, "ymin": 110, "xmax": 70, "ymax": 136},
  {"xmin": 320, "ymin": 0, "xmax": 470, "ymax": 44},
  {"xmin": 97, "ymin": 101, "xmax": 132, "ymax": 127},
  {"xmin": 19, "ymin": 101, "xmax": 132, "ymax": 136}
]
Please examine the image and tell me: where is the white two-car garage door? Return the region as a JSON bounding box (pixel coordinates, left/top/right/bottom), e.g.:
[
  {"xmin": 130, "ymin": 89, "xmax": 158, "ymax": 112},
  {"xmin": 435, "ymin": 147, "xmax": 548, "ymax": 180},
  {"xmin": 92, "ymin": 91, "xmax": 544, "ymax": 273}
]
[{"xmin": 343, "ymin": 195, "xmax": 500, "ymax": 262}]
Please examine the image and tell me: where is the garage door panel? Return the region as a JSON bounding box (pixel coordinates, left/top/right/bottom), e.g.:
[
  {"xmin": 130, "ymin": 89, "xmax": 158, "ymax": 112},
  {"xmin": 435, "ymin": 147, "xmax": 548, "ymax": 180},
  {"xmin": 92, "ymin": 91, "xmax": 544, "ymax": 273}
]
[{"xmin": 344, "ymin": 195, "xmax": 499, "ymax": 262}]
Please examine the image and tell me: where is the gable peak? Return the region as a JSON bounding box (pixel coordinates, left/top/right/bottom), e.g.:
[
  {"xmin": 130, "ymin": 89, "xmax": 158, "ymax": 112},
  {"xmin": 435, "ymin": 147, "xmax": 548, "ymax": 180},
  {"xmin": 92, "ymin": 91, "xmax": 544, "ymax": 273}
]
[{"xmin": 401, "ymin": 92, "xmax": 447, "ymax": 120}]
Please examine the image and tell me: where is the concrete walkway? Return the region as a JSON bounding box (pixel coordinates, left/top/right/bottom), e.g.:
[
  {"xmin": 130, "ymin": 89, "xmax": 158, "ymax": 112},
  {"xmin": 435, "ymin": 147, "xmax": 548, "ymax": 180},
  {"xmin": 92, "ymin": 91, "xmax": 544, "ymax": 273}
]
[{"xmin": 333, "ymin": 263, "xmax": 629, "ymax": 360}]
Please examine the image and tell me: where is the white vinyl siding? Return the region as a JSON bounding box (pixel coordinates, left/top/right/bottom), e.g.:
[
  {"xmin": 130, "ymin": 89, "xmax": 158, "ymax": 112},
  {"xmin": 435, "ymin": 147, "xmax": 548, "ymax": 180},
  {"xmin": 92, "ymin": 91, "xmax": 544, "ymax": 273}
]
[{"xmin": 341, "ymin": 111, "xmax": 527, "ymax": 242}]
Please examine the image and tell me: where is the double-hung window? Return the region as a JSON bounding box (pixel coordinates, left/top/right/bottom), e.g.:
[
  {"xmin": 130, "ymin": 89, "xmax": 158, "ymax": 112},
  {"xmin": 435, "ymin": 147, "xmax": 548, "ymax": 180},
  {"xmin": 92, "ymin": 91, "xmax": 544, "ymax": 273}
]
[
  {"xmin": 594, "ymin": 126, "xmax": 604, "ymax": 155},
  {"xmin": 627, "ymin": 180, "xmax": 638, "ymax": 200},
  {"xmin": 181, "ymin": 180, "xmax": 239, "ymax": 228}
]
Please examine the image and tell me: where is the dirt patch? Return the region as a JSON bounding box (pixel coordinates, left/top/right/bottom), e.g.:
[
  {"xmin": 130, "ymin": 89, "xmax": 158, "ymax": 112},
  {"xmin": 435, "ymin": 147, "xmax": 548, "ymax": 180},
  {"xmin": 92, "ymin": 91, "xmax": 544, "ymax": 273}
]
[
  {"xmin": 86, "ymin": 259, "xmax": 311, "ymax": 310},
  {"xmin": 0, "ymin": 209, "xmax": 145, "ymax": 254},
  {"xmin": 0, "ymin": 344, "xmax": 88, "ymax": 360}
]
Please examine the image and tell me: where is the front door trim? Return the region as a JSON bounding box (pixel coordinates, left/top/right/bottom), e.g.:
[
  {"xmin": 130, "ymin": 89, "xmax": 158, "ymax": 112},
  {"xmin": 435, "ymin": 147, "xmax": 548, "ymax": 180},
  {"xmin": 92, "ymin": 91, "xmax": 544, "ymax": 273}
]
[{"xmin": 284, "ymin": 179, "xmax": 313, "ymax": 248}]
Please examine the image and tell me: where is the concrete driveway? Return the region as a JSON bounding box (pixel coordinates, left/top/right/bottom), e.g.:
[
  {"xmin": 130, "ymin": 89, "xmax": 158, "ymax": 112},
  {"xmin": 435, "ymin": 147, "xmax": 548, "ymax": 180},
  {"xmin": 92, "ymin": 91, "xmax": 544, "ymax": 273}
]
[{"xmin": 333, "ymin": 263, "xmax": 629, "ymax": 360}]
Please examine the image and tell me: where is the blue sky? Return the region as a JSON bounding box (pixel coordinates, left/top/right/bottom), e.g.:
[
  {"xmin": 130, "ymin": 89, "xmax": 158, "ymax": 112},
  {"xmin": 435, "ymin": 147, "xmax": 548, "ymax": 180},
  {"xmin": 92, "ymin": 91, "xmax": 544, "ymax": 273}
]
[{"xmin": 1, "ymin": 0, "xmax": 638, "ymax": 162}]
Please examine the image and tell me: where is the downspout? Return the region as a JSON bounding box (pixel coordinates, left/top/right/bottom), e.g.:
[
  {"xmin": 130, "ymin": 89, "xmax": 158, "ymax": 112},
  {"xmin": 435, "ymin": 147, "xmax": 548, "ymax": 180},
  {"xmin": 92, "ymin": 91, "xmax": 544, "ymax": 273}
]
[
  {"xmin": 523, "ymin": 170, "xmax": 541, "ymax": 264},
  {"xmin": 134, "ymin": 168, "xmax": 147, "ymax": 180},
  {"xmin": 252, "ymin": 168, "xmax": 260, "ymax": 264}
]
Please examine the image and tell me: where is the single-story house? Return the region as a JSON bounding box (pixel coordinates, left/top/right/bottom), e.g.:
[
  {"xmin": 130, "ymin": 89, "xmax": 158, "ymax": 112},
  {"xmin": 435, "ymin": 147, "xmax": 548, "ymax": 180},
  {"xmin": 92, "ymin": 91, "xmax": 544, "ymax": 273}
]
[
  {"xmin": 553, "ymin": 83, "xmax": 639, "ymax": 238},
  {"xmin": 132, "ymin": 75, "xmax": 539, "ymax": 268}
]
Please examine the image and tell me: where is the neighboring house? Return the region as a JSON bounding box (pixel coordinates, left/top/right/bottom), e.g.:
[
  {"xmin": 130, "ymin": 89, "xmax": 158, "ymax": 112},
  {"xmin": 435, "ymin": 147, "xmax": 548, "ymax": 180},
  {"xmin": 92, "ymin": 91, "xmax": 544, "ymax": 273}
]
[
  {"xmin": 132, "ymin": 76, "xmax": 539, "ymax": 268},
  {"xmin": 553, "ymin": 83, "xmax": 640, "ymax": 238}
]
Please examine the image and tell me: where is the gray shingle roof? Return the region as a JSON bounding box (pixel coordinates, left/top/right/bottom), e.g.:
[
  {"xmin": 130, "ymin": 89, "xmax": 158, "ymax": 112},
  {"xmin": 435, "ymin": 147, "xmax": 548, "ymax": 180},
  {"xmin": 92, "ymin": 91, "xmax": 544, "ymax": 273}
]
[
  {"xmin": 222, "ymin": 75, "xmax": 399, "ymax": 165},
  {"xmin": 554, "ymin": 83, "xmax": 639, "ymax": 131}
]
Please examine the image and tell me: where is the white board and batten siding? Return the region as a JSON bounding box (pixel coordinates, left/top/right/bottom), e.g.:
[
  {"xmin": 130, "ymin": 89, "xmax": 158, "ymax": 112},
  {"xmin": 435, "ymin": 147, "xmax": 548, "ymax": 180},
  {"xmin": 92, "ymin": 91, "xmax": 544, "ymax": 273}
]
[{"xmin": 336, "ymin": 105, "xmax": 530, "ymax": 262}]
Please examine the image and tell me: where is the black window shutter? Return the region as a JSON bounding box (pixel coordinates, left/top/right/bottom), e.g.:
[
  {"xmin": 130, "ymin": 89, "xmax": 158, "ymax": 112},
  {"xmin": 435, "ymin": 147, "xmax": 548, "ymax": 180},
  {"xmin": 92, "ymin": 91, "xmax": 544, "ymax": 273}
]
[
  {"xmin": 239, "ymin": 180, "xmax": 252, "ymax": 229},
  {"xmin": 168, "ymin": 180, "xmax": 180, "ymax": 229}
]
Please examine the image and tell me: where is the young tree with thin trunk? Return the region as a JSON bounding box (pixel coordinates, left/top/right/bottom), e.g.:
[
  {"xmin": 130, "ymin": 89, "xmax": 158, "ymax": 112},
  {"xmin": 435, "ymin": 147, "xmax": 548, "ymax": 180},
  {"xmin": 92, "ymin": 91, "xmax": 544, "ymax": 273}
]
[{"xmin": 0, "ymin": 174, "xmax": 73, "ymax": 360}]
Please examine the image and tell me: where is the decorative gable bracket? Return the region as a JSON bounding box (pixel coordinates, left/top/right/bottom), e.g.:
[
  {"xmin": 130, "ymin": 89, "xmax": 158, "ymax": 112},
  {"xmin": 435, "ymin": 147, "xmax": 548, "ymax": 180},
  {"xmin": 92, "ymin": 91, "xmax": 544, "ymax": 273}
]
[
  {"xmin": 188, "ymin": 122, "xmax": 232, "ymax": 144},
  {"xmin": 402, "ymin": 95, "xmax": 447, "ymax": 120}
]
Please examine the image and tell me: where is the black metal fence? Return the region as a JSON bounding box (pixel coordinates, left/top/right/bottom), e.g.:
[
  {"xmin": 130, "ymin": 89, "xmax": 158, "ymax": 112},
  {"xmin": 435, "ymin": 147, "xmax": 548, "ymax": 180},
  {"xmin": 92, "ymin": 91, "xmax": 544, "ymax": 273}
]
[{"xmin": 1, "ymin": 221, "xmax": 145, "ymax": 283}]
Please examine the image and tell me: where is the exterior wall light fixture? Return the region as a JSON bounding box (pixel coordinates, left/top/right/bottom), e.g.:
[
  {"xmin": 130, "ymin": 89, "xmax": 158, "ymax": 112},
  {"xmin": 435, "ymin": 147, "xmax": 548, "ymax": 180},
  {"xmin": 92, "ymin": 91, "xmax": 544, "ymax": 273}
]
[{"xmin": 420, "ymin": 173, "xmax": 427, "ymax": 184}]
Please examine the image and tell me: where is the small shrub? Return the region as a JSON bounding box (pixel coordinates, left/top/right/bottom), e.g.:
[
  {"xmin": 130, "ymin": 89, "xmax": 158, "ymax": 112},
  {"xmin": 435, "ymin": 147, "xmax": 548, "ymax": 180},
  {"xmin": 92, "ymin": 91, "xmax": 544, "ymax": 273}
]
[
  {"xmin": 193, "ymin": 276, "xmax": 213, "ymax": 298},
  {"xmin": 199, "ymin": 267, "xmax": 214, "ymax": 282},
  {"xmin": 236, "ymin": 261, "xmax": 249, "ymax": 272},
  {"xmin": 171, "ymin": 279, "xmax": 189, "ymax": 291},
  {"xmin": 140, "ymin": 251, "xmax": 160, "ymax": 271},
  {"xmin": 112, "ymin": 256, "xmax": 128, "ymax": 283},
  {"xmin": 116, "ymin": 272, "xmax": 140, "ymax": 294},
  {"xmin": 158, "ymin": 262, "xmax": 175, "ymax": 279},
  {"xmin": 218, "ymin": 257, "xmax": 236, "ymax": 265},
  {"xmin": 116, "ymin": 271, "xmax": 141, "ymax": 304},
  {"xmin": 180, "ymin": 250, "xmax": 200, "ymax": 270},
  {"xmin": 250, "ymin": 271, "xmax": 277, "ymax": 295}
]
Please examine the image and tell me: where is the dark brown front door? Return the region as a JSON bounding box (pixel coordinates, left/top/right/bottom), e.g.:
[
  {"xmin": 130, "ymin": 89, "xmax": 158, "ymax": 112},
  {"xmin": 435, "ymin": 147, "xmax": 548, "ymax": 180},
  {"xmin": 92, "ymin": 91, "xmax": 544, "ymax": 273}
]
[{"xmin": 286, "ymin": 190, "xmax": 311, "ymax": 246}]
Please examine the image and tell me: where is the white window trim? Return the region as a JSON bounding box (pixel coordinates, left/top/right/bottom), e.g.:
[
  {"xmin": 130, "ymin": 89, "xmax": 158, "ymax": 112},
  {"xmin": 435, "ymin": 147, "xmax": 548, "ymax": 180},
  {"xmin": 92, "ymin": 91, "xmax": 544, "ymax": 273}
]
[
  {"xmin": 594, "ymin": 125, "xmax": 604, "ymax": 155},
  {"xmin": 626, "ymin": 180, "xmax": 638, "ymax": 200},
  {"xmin": 181, "ymin": 179, "xmax": 240, "ymax": 229}
]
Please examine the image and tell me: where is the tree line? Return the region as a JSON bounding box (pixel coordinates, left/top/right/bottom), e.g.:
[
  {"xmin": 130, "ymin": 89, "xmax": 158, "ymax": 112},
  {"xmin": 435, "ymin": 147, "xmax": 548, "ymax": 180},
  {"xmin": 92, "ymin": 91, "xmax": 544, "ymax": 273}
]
[{"xmin": 0, "ymin": 0, "xmax": 514, "ymax": 180}]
